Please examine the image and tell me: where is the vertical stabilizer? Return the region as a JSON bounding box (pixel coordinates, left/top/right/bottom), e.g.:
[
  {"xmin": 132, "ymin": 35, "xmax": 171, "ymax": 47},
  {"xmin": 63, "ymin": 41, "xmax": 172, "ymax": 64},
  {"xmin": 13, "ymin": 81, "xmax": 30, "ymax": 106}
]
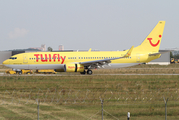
[{"xmin": 138, "ymin": 21, "xmax": 165, "ymax": 52}]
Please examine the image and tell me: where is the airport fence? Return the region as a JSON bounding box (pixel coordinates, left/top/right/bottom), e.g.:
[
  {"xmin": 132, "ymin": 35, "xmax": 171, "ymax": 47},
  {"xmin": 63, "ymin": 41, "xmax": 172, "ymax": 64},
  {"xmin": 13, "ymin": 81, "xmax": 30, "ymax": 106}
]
[
  {"xmin": 0, "ymin": 88, "xmax": 178, "ymax": 120},
  {"xmin": 0, "ymin": 87, "xmax": 178, "ymax": 105}
]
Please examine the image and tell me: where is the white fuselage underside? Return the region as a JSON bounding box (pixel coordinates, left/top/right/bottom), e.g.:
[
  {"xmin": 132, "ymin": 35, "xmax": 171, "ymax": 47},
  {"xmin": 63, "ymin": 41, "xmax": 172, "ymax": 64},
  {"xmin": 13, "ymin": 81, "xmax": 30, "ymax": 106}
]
[{"xmin": 4, "ymin": 63, "xmax": 140, "ymax": 70}]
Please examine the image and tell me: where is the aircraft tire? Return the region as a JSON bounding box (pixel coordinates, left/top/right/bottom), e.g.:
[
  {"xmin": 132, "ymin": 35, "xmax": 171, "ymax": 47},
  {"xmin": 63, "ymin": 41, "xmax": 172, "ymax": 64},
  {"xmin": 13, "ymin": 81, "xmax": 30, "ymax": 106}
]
[
  {"xmin": 87, "ymin": 70, "xmax": 92, "ymax": 75},
  {"xmin": 19, "ymin": 71, "xmax": 22, "ymax": 75}
]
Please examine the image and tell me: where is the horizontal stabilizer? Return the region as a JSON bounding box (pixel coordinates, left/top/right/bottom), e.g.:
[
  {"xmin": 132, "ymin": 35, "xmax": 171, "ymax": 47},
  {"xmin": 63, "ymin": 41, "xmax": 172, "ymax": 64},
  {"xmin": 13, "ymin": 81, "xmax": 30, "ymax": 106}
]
[{"xmin": 149, "ymin": 50, "xmax": 171, "ymax": 56}]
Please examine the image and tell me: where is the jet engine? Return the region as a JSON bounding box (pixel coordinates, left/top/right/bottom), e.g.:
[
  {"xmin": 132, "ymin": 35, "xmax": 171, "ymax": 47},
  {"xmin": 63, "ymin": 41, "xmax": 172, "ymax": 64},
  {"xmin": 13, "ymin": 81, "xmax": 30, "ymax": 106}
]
[{"xmin": 64, "ymin": 64, "xmax": 84, "ymax": 72}]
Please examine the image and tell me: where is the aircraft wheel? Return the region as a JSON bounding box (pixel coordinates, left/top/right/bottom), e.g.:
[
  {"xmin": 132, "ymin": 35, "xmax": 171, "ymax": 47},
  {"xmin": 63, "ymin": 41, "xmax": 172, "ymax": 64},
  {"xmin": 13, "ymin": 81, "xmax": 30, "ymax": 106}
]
[
  {"xmin": 87, "ymin": 70, "xmax": 92, "ymax": 75},
  {"xmin": 19, "ymin": 71, "xmax": 22, "ymax": 75},
  {"xmin": 80, "ymin": 70, "xmax": 86, "ymax": 75}
]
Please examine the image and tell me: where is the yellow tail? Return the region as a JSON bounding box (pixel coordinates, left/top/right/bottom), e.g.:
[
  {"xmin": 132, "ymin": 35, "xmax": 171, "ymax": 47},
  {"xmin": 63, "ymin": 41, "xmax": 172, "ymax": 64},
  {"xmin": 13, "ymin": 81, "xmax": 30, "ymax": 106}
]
[{"xmin": 137, "ymin": 21, "xmax": 165, "ymax": 53}]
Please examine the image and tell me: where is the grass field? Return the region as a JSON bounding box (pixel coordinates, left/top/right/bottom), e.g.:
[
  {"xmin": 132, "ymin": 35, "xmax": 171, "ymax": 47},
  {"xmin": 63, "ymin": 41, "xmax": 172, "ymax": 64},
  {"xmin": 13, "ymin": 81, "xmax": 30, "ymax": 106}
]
[{"xmin": 1, "ymin": 64, "xmax": 179, "ymax": 119}]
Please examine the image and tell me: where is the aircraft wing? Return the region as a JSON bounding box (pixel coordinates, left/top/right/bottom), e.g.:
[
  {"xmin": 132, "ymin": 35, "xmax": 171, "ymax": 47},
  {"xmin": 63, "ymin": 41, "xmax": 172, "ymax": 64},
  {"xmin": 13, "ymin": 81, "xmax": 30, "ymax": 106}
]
[{"xmin": 77, "ymin": 46, "xmax": 134, "ymax": 69}]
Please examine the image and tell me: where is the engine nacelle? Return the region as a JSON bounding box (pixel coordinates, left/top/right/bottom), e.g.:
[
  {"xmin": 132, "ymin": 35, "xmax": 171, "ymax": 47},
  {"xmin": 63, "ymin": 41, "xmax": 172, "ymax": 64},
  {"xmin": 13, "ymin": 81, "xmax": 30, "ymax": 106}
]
[{"xmin": 64, "ymin": 64, "xmax": 84, "ymax": 72}]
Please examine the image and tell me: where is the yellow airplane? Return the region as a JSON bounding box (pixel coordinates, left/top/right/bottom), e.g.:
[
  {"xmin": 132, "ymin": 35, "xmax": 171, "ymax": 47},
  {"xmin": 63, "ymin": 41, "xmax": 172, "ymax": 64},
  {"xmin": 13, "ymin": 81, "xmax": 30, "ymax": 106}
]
[{"xmin": 3, "ymin": 21, "xmax": 165, "ymax": 75}]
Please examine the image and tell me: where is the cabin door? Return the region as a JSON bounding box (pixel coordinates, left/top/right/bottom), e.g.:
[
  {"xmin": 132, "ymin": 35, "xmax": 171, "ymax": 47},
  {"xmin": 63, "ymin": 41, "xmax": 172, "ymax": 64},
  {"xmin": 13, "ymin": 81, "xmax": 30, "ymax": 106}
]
[
  {"xmin": 136, "ymin": 54, "xmax": 140, "ymax": 62},
  {"xmin": 23, "ymin": 54, "xmax": 28, "ymax": 63}
]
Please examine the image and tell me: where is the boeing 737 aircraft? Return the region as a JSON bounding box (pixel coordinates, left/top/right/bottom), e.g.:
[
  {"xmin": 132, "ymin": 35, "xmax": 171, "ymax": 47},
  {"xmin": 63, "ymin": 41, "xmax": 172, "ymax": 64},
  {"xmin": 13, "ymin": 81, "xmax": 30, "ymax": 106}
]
[{"xmin": 3, "ymin": 21, "xmax": 165, "ymax": 75}]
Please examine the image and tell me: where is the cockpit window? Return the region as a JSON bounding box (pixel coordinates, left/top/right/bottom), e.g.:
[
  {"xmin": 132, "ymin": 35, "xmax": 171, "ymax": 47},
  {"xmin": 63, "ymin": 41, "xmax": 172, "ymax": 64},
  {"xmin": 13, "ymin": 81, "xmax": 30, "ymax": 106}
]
[{"xmin": 9, "ymin": 57, "xmax": 17, "ymax": 60}]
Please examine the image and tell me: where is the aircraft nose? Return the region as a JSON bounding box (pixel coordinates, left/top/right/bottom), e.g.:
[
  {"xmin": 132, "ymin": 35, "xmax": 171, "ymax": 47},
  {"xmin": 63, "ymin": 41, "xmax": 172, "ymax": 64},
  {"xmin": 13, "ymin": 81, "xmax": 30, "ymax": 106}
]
[{"xmin": 2, "ymin": 60, "xmax": 8, "ymax": 65}]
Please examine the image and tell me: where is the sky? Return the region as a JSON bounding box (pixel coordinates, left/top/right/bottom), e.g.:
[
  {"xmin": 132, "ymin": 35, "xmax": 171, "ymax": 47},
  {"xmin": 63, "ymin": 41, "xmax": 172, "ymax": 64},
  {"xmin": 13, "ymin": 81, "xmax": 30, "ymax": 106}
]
[{"xmin": 0, "ymin": 0, "xmax": 179, "ymax": 51}]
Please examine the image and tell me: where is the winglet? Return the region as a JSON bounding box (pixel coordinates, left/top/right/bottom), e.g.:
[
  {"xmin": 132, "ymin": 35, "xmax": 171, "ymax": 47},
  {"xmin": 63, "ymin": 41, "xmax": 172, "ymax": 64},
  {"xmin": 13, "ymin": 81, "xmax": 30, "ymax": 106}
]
[
  {"xmin": 88, "ymin": 48, "xmax": 91, "ymax": 52},
  {"xmin": 124, "ymin": 46, "xmax": 134, "ymax": 57}
]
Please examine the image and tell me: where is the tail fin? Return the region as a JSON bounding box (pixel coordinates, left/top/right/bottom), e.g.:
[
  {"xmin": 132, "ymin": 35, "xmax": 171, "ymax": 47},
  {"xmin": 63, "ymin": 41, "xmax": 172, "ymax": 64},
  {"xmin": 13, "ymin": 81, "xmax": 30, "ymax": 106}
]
[{"xmin": 138, "ymin": 21, "xmax": 165, "ymax": 52}]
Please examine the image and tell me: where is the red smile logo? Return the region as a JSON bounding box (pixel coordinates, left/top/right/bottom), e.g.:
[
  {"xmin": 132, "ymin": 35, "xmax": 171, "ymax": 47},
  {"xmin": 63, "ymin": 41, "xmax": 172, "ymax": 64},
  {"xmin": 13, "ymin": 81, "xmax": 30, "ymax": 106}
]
[{"xmin": 147, "ymin": 35, "xmax": 161, "ymax": 47}]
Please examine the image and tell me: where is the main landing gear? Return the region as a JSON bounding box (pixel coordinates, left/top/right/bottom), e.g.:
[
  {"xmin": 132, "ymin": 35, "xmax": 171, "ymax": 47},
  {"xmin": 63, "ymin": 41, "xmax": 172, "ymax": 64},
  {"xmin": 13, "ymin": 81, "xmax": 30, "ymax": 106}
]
[
  {"xmin": 80, "ymin": 69, "xmax": 93, "ymax": 75},
  {"xmin": 87, "ymin": 69, "xmax": 92, "ymax": 75}
]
